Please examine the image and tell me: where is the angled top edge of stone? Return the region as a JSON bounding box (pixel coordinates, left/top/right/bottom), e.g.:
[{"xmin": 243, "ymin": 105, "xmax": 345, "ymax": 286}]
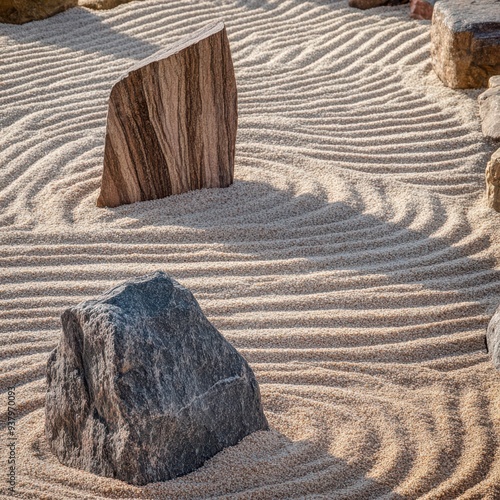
[
  {"xmin": 435, "ymin": 0, "xmax": 500, "ymax": 32},
  {"xmin": 72, "ymin": 271, "xmax": 185, "ymax": 311},
  {"xmin": 117, "ymin": 20, "xmax": 226, "ymax": 82}
]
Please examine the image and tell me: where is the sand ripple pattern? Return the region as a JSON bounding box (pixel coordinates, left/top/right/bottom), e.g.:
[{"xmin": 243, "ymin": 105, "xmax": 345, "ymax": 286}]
[{"xmin": 1, "ymin": 0, "xmax": 500, "ymax": 498}]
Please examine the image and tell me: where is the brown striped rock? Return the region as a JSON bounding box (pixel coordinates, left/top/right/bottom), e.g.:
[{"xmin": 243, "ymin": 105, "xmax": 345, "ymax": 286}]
[{"xmin": 97, "ymin": 21, "xmax": 237, "ymax": 208}]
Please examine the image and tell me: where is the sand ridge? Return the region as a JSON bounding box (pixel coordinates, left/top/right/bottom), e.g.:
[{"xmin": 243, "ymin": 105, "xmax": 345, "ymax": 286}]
[{"xmin": 1, "ymin": 0, "xmax": 500, "ymax": 498}]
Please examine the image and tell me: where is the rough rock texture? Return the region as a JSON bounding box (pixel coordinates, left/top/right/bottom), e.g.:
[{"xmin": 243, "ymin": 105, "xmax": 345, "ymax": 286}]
[
  {"xmin": 349, "ymin": 0, "xmax": 408, "ymax": 9},
  {"xmin": 490, "ymin": 75, "xmax": 500, "ymax": 88},
  {"xmin": 79, "ymin": 0, "xmax": 140, "ymax": 9},
  {"xmin": 410, "ymin": 0, "xmax": 435, "ymax": 20},
  {"xmin": 478, "ymin": 86, "xmax": 500, "ymax": 140},
  {"xmin": 486, "ymin": 148, "xmax": 500, "ymax": 212},
  {"xmin": 487, "ymin": 299, "xmax": 500, "ymax": 368},
  {"xmin": 430, "ymin": 0, "xmax": 500, "ymax": 89},
  {"xmin": 0, "ymin": 0, "xmax": 77, "ymax": 24},
  {"xmin": 0, "ymin": 0, "xmax": 143, "ymax": 23},
  {"xmin": 97, "ymin": 20, "xmax": 237, "ymax": 208},
  {"xmin": 45, "ymin": 272, "xmax": 268, "ymax": 485}
]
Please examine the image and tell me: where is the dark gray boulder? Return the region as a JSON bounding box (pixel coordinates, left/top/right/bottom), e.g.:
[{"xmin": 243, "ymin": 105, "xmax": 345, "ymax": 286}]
[{"xmin": 45, "ymin": 271, "xmax": 268, "ymax": 485}]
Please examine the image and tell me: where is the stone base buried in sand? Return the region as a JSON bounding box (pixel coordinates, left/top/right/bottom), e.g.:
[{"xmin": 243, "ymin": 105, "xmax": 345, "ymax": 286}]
[
  {"xmin": 96, "ymin": 20, "xmax": 237, "ymax": 208},
  {"xmin": 430, "ymin": 0, "xmax": 500, "ymax": 89},
  {"xmin": 45, "ymin": 272, "xmax": 268, "ymax": 485}
]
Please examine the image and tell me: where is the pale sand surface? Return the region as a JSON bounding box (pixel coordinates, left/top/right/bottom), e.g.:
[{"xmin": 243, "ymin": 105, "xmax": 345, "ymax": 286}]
[{"xmin": 2, "ymin": 0, "xmax": 500, "ymax": 498}]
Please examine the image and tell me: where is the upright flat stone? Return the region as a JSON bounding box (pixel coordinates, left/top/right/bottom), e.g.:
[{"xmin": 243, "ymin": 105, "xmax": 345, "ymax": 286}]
[
  {"xmin": 410, "ymin": 0, "xmax": 435, "ymax": 20},
  {"xmin": 0, "ymin": 0, "xmax": 77, "ymax": 24},
  {"xmin": 97, "ymin": 21, "xmax": 237, "ymax": 208},
  {"xmin": 486, "ymin": 148, "xmax": 500, "ymax": 212},
  {"xmin": 431, "ymin": 0, "xmax": 500, "ymax": 89},
  {"xmin": 45, "ymin": 272, "xmax": 268, "ymax": 485},
  {"xmin": 349, "ymin": 0, "xmax": 408, "ymax": 9}
]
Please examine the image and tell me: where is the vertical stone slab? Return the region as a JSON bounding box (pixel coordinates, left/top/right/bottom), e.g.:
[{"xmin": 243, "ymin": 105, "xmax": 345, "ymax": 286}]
[
  {"xmin": 430, "ymin": 0, "xmax": 500, "ymax": 89},
  {"xmin": 97, "ymin": 21, "xmax": 237, "ymax": 208}
]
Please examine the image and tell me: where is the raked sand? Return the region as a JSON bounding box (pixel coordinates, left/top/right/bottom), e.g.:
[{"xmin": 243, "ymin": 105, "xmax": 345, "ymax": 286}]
[{"xmin": 2, "ymin": 0, "xmax": 500, "ymax": 498}]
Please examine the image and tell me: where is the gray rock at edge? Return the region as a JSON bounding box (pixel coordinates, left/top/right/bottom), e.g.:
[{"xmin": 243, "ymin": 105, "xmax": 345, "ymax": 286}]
[
  {"xmin": 479, "ymin": 86, "xmax": 500, "ymax": 141},
  {"xmin": 45, "ymin": 271, "xmax": 268, "ymax": 485},
  {"xmin": 487, "ymin": 304, "xmax": 500, "ymax": 369}
]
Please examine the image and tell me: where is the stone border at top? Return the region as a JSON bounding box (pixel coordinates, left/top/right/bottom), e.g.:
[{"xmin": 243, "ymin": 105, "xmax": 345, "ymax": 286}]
[
  {"xmin": 0, "ymin": 0, "xmax": 140, "ymax": 24},
  {"xmin": 431, "ymin": 0, "xmax": 500, "ymax": 89}
]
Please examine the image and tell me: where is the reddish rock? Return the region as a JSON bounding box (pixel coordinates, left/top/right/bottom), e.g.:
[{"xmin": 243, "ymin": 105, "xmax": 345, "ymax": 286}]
[{"xmin": 410, "ymin": 0, "xmax": 435, "ymax": 20}]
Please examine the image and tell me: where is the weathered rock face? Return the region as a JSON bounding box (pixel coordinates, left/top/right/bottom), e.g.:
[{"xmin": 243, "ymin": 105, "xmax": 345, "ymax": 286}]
[
  {"xmin": 97, "ymin": 20, "xmax": 237, "ymax": 208},
  {"xmin": 45, "ymin": 272, "xmax": 268, "ymax": 485},
  {"xmin": 0, "ymin": 0, "xmax": 77, "ymax": 24},
  {"xmin": 478, "ymin": 86, "xmax": 500, "ymax": 141},
  {"xmin": 0, "ymin": 0, "xmax": 143, "ymax": 24},
  {"xmin": 349, "ymin": 0, "xmax": 408, "ymax": 9},
  {"xmin": 430, "ymin": 0, "xmax": 500, "ymax": 89},
  {"xmin": 78, "ymin": 0, "xmax": 140, "ymax": 9},
  {"xmin": 486, "ymin": 148, "xmax": 500, "ymax": 212},
  {"xmin": 487, "ymin": 300, "xmax": 500, "ymax": 369},
  {"xmin": 489, "ymin": 75, "xmax": 500, "ymax": 89},
  {"xmin": 410, "ymin": 0, "xmax": 435, "ymax": 20}
]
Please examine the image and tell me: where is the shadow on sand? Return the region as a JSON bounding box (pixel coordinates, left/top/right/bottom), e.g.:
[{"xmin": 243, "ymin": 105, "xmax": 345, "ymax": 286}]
[{"xmin": 0, "ymin": 6, "xmax": 160, "ymax": 60}]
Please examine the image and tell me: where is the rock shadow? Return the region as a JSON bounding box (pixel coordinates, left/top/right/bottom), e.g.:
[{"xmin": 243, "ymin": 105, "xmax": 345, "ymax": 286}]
[
  {"xmin": 0, "ymin": 6, "xmax": 160, "ymax": 60},
  {"xmin": 142, "ymin": 428, "xmax": 409, "ymax": 499},
  {"xmin": 103, "ymin": 178, "xmax": 500, "ymax": 299}
]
